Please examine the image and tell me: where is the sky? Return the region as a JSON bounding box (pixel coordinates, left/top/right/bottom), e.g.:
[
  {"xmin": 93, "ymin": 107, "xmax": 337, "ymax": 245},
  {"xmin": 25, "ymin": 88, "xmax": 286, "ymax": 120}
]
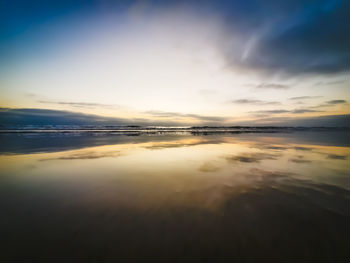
[{"xmin": 1, "ymin": 0, "xmax": 350, "ymax": 126}]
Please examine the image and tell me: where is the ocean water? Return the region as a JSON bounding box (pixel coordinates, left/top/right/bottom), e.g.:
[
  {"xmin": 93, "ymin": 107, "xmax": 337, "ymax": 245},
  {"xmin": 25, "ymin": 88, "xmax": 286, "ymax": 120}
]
[{"xmin": 0, "ymin": 129, "xmax": 349, "ymax": 262}]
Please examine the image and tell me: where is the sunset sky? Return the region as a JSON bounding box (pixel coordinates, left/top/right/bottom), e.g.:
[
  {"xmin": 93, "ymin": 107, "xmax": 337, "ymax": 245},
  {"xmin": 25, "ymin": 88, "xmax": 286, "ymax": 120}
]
[{"xmin": 1, "ymin": 0, "xmax": 349, "ymax": 126}]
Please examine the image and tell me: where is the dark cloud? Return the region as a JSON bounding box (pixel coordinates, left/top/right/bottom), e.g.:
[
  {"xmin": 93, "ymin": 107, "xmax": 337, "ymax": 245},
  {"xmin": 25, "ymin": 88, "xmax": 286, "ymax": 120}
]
[
  {"xmin": 2, "ymin": 0, "xmax": 350, "ymax": 76},
  {"xmin": 198, "ymin": 0, "xmax": 350, "ymax": 75},
  {"xmin": 218, "ymin": 0, "xmax": 350, "ymax": 75},
  {"xmin": 0, "ymin": 108, "xmax": 180, "ymax": 127},
  {"xmin": 0, "ymin": 108, "xmax": 127, "ymax": 126},
  {"xmin": 325, "ymin": 100, "xmax": 347, "ymax": 105},
  {"xmin": 255, "ymin": 83, "xmax": 290, "ymax": 90},
  {"xmin": 231, "ymin": 99, "xmax": 281, "ymax": 105},
  {"xmin": 0, "ymin": 108, "xmax": 229, "ymax": 127},
  {"xmin": 1, "ymin": 108, "xmax": 350, "ymax": 128}
]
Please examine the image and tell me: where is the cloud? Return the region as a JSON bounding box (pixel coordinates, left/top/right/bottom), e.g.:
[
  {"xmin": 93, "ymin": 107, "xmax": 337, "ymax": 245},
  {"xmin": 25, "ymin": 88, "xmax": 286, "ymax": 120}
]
[
  {"xmin": 250, "ymin": 110, "xmax": 290, "ymax": 115},
  {"xmin": 38, "ymin": 100, "xmax": 118, "ymax": 109},
  {"xmin": 325, "ymin": 100, "xmax": 347, "ymax": 105},
  {"xmin": 0, "ymin": 108, "xmax": 126, "ymax": 126},
  {"xmin": 311, "ymin": 99, "xmax": 347, "ymax": 109},
  {"xmin": 0, "ymin": 108, "xmax": 230, "ymax": 127},
  {"xmin": 2, "ymin": 0, "xmax": 350, "ymax": 79},
  {"xmin": 24, "ymin": 93, "xmax": 37, "ymax": 98},
  {"xmin": 231, "ymin": 99, "xmax": 281, "ymax": 105},
  {"xmin": 255, "ymin": 83, "xmax": 290, "ymax": 90},
  {"xmin": 216, "ymin": 0, "xmax": 350, "ymax": 75},
  {"xmin": 0, "ymin": 108, "xmax": 180, "ymax": 126},
  {"xmin": 240, "ymin": 114, "xmax": 350, "ymax": 127},
  {"xmin": 314, "ymin": 80, "xmax": 346, "ymax": 86},
  {"xmin": 291, "ymin": 109, "xmax": 321, "ymax": 114},
  {"xmin": 145, "ymin": 110, "xmax": 229, "ymax": 123},
  {"xmin": 1, "ymin": 108, "xmax": 350, "ymax": 128},
  {"xmin": 289, "ymin": 96, "xmax": 323, "ymax": 100},
  {"xmin": 250, "ymin": 108, "xmax": 322, "ymax": 116}
]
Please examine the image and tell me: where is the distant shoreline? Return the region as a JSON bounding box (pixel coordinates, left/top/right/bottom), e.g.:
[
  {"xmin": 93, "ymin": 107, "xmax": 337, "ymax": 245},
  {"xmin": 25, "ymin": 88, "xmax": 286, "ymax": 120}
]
[{"xmin": 0, "ymin": 126, "xmax": 349, "ymax": 134}]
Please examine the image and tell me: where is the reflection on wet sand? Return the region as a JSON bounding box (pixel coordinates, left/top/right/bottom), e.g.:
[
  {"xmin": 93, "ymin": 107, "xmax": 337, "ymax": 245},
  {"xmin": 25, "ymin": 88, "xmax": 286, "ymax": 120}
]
[{"xmin": 0, "ymin": 132, "xmax": 349, "ymax": 262}]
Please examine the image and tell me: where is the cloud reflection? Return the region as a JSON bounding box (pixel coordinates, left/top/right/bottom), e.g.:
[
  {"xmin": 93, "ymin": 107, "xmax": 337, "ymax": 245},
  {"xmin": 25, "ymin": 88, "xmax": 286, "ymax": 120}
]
[
  {"xmin": 224, "ymin": 152, "xmax": 280, "ymax": 163},
  {"xmin": 40, "ymin": 151, "xmax": 122, "ymax": 161}
]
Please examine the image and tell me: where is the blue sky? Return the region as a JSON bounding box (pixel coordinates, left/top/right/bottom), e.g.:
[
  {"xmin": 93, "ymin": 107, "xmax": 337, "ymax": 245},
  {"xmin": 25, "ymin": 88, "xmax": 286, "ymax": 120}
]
[{"xmin": 1, "ymin": 0, "xmax": 349, "ymax": 126}]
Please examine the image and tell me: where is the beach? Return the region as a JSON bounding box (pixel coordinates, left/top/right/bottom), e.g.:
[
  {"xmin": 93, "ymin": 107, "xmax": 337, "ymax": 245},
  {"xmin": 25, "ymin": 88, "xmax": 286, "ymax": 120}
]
[{"xmin": 1, "ymin": 130, "xmax": 349, "ymax": 262}]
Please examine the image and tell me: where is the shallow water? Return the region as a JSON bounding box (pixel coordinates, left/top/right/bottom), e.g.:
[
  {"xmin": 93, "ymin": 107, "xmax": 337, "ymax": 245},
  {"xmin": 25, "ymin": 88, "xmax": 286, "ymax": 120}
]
[{"xmin": 1, "ymin": 131, "xmax": 349, "ymax": 262}]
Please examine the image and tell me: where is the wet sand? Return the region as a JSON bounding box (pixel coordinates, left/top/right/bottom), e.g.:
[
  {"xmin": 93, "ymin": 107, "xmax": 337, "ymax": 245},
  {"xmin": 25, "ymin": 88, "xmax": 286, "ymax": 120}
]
[{"xmin": 0, "ymin": 131, "xmax": 349, "ymax": 262}]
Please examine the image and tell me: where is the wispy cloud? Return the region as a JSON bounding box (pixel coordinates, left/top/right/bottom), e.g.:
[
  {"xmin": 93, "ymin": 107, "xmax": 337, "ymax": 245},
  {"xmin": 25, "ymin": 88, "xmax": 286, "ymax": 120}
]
[
  {"xmin": 289, "ymin": 96, "xmax": 323, "ymax": 101},
  {"xmin": 314, "ymin": 80, "xmax": 346, "ymax": 86},
  {"xmin": 255, "ymin": 83, "xmax": 290, "ymax": 90},
  {"xmin": 237, "ymin": 114, "xmax": 350, "ymax": 127},
  {"xmin": 249, "ymin": 109, "xmax": 289, "ymax": 115},
  {"xmin": 24, "ymin": 93, "xmax": 37, "ymax": 98},
  {"xmin": 292, "ymin": 109, "xmax": 321, "ymax": 114},
  {"xmin": 231, "ymin": 99, "xmax": 281, "ymax": 105},
  {"xmin": 145, "ymin": 110, "xmax": 229, "ymax": 122},
  {"xmin": 38, "ymin": 100, "xmax": 119, "ymax": 109},
  {"xmin": 250, "ymin": 108, "xmax": 322, "ymax": 116},
  {"xmin": 325, "ymin": 100, "xmax": 347, "ymax": 105},
  {"xmin": 311, "ymin": 99, "xmax": 347, "ymax": 109}
]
